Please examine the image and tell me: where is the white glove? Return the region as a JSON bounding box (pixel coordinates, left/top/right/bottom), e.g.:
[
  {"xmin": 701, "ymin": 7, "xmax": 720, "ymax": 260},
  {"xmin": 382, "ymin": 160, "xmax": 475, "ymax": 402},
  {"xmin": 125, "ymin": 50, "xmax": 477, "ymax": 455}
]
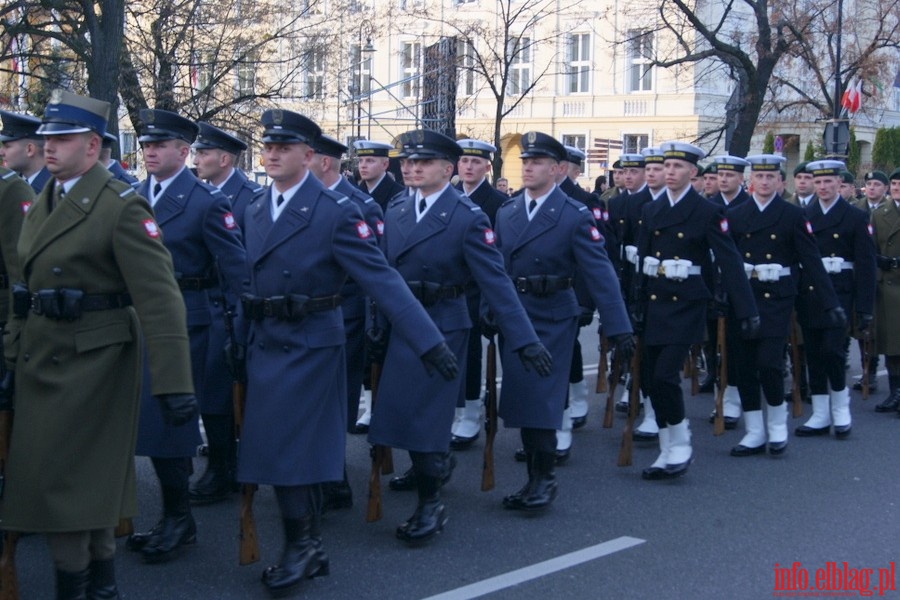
[{"xmin": 643, "ymin": 256, "xmax": 660, "ymax": 277}]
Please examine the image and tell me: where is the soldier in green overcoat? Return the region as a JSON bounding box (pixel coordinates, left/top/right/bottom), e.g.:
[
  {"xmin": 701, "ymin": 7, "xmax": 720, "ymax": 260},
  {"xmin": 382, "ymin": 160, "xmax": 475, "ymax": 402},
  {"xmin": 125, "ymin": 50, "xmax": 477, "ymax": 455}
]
[
  {"xmin": 0, "ymin": 91, "xmax": 196, "ymax": 598},
  {"xmin": 872, "ymin": 168, "xmax": 900, "ymax": 415}
]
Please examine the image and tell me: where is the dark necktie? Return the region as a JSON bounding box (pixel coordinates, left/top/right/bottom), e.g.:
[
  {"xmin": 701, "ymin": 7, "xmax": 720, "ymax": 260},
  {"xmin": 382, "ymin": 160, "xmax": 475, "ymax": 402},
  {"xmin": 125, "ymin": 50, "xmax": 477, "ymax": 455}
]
[
  {"xmin": 528, "ymin": 199, "xmax": 537, "ymax": 214},
  {"xmin": 153, "ymin": 182, "xmax": 162, "ymax": 200},
  {"xmin": 50, "ymin": 184, "xmax": 63, "ymax": 212},
  {"xmin": 276, "ymin": 194, "xmax": 285, "ymax": 208},
  {"xmin": 418, "ymin": 197, "xmax": 426, "ymax": 214}
]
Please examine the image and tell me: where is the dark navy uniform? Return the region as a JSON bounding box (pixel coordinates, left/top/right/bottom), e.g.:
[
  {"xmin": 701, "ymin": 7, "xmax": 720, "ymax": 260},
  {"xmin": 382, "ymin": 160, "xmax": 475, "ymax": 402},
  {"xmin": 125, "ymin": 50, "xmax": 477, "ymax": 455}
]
[
  {"xmin": 220, "ymin": 168, "xmax": 261, "ymax": 231},
  {"xmin": 457, "ymin": 177, "xmax": 506, "ymax": 226},
  {"xmin": 105, "ymin": 160, "xmax": 138, "ymax": 185},
  {"xmin": 28, "ymin": 165, "xmax": 51, "ymax": 194}
]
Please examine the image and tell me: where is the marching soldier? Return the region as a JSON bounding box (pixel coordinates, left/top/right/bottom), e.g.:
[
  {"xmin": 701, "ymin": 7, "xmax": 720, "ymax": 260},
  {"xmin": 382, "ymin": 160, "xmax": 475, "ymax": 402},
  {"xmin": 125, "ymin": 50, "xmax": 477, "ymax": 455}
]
[
  {"xmin": 727, "ymin": 155, "xmax": 843, "ymax": 457},
  {"xmin": 232, "ymin": 111, "xmax": 455, "ymax": 596},
  {"xmin": 0, "ymin": 158, "xmax": 31, "ymax": 326},
  {"xmin": 101, "ymin": 132, "xmax": 138, "ymax": 185},
  {"xmin": 127, "ymin": 109, "xmax": 247, "ymax": 563},
  {"xmin": 353, "ymin": 140, "xmax": 406, "ymax": 211},
  {"xmin": 188, "ymin": 122, "xmax": 261, "ymax": 505},
  {"xmin": 839, "ymin": 171, "xmax": 858, "ymax": 202},
  {"xmin": 493, "ymin": 132, "xmax": 632, "ymax": 510},
  {"xmin": 371, "ymin": 129, "xmax": 551, "ymax": 542},
  {"xmin": 0, "ymin": 110, "xmax": 51, "ymax": 193},
  {"xmin": 701, "ymin": 163, "xmax": 719, "ymax": 199},
  {"xmin": 711, "ymin": 155, "xmax": 751, "ymax": 208},
  {"xmin": 599, "ymin": 159, "xmax": 624, "ymax": 204},
  {"xmin": 794, "ymin": 159, "xmax": 875, "ymax": 439},
  {"xmin": 309, "ymin": 133, "xmax": 384, "ymax": 510},
  {"xmin": 778, "ymin": 169, "xmax": 794, "ymax": 204},
  {"xmin": 0, "ymin": 90, "xmax": 195, "ymax": 598},
  {"xmin": 450, "ymin": 139, "xmax": 509, "ymax": 449},
  {"xmin": 790, "ymin": 162, "xmax": 816, "ymax": 208},
  {"xmin": 633, "ymin": 141, "xmax": 758, "ymax": 479},
  {"xmin": 871, "ymin": 168, "xmax": 900, "ymax": 415}
]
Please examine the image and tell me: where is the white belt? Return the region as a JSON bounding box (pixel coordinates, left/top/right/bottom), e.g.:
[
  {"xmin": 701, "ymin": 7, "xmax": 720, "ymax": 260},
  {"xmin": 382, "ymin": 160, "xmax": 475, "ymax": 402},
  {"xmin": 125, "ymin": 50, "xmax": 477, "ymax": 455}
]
[
  {"xmin": 744, "ymin": 263, "xmax": 792, "ymax": 281},
  {"xmin": 643, "ymin": 257, "xmax": 700, "ymax": 280},
  {"xmin": 822, "ymin": 257, "xmax": 854, "ymax": 274}
]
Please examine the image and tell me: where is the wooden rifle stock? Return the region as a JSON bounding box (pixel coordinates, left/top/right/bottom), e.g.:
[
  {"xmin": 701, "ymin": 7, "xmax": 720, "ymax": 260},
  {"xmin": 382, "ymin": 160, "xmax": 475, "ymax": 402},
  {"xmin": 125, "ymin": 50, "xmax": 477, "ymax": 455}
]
[
  {"xmin": 603, "ymin": 351, "xmax": 621, "ymax": 429},
  {"xmin": 366, "ymin": 360, "xmax": 389, "ymax": 522},
  {"xmin": 113, "ymin": 518, "xmax": 133, "ymax": 538},
  {"xmin": 713, "ymin": 317, "xmax": 727, "ymax": 436},
  {"xmin": 789, "ymin": 313, "xmax": 803, "ymax": 418},
  {"xmin": 596, "ymin": 336, "xmax": 608, "ymax": 393},
  {"xmin": 373, "ymin": 360, "xmax": 393, "ymax": 476},
  {"xmin": 861, "ymin": 329, "xmax": 872, "ymax": 401},
  {"xmin": 480, "ymin": 339, "xmax": 498, "ymax": 492},
  {"xmin": 617, "ymin": 338, "xmax": 641, "ymax": 467},
  {"xmin": 232, "ymin": 379, "xmax": 260, "ymax": 566},
  {"xmin": 0, "ymin": 407, "xmax": 17, "ymax": 600}
]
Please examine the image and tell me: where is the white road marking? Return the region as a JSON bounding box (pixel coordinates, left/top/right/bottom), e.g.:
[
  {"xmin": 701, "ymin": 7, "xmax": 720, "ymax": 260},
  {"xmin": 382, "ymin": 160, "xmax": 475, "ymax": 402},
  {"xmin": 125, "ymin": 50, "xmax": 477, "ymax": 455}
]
[{"xmin": 420, "ymin": 536, "xmax": 646, "ymax": 600}]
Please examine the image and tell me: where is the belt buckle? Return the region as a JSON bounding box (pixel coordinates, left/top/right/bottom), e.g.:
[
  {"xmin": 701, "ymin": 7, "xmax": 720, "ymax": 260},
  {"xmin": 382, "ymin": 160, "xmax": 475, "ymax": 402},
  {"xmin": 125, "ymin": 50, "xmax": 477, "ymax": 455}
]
[
  {"xmin": 261, "ymin": 298, "xmax": 276, "ymax": 318},
  {"xmin": 515, "ymin": 278, "xmax": 528, "ymax": 294},
  {"xmin": 30, "ymin": 294, "xmax": 42, "ymax": 316}
]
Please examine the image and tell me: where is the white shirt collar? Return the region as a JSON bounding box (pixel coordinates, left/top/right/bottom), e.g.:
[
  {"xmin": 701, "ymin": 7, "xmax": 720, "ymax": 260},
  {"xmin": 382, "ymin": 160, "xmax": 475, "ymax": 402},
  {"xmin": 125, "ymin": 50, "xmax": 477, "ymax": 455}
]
[
  {"xmin": 524, "ymin": 185, "xmax": 555, "ymax": 221},
  {"xmin": 271, "ymin": 171, "xmax": 309, "ymax": 221},
  {"xmin": 415, "ymin": 183, "xmax": 451, "ymax": 222},
  {"xmin": 752, "ymin": 193, "xmax": 776, "ymax": 211},
  {"xmin": 366, "ymin": 173, "xmax": 387, "ymax": 193},
  {"xmin": 149, "ymin": 166, "xmax": 186, "ymax": 207},
  {"xmin": 462, "ymin": 178, "xmax": 486, "ymax": 196},
  {"xmin": 666, "ymin": 185, "xmax": 691, "ymax": 207}
]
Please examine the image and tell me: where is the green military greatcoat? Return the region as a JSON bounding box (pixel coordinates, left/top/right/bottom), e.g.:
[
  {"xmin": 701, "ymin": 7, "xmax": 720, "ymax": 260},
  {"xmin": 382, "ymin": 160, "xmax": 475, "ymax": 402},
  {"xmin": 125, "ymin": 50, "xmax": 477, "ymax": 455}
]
[
  {"xmin": 0, "ymin": 167, "xmax": 32, "ymax": 321},
  {"xmin": 872, "ymin": 200, "xmax": 900, "ymax": 356},
  {"xmin": 0, "ymin": 162, "xmax": 193, "ymax": 532}
]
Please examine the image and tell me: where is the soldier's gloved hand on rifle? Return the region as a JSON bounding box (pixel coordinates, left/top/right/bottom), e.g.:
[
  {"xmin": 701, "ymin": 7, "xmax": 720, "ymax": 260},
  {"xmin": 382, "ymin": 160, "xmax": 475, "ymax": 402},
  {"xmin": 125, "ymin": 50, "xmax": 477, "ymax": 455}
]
[
  {"xmin": 856, "ymin": 312, "xmax": 873, "ymax": 332},
  {"xmin": 422, "ymin": 342, "xmax": 459, "ymax": 381},
  {"xmin": 0, "ymin": 371, "xmax": 13, "ymax": 410},
  {"xmin": 577, "ymin": 308, "xmax": 595, "ymax": 327},
  {"xmin": 366, "ymin": 327, "xmax": 388, "ymax": 363},
  {"xmin": 480, "ymin": 314, "xmax": 499, "ymax": 340},
  {"xmin": 517, "ymin": 342, "xmax": 553, "ymax": 377},
  {"xmin": 825, "ymin": 306, "xmax": 847, "ymax": 329},
  {"xmin": 713, "ymin": 289, "xmax": 729, "ymax": 318},
  {"xmin": 611, "ymin": 333, "xmax": 635, "ymax": 368},
  {"xmin": 876, "ymin": 255, "xmax": 897, "ymax": 271},
  {"xmin": 223, "ymin": 341, "xmax": 247, "ymax": 383},
  {"xmin": 155, "ymin": 393, "xmax": 199, "ymax": 427},
  {"xmin": 629, "ymin": 305, "xmax": 645, "ymax": 334},
  {"xmin": 740, "ymin": 315, "xmax": 761, "ymax": 339}
]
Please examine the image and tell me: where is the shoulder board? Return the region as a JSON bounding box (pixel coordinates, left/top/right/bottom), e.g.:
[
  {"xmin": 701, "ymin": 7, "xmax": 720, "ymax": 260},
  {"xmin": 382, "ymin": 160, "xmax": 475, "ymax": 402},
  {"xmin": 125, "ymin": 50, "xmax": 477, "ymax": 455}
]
[
  {"xmin": 119, "ymin": 187, "xmax": 138, "ymax": 199},
  {"xmin": 2, "ymin": 170, "xmax": 16, "ymax": 181},
  {"xmin": 499, "ymin": 198, "xmax": 516, "ymax": 209},
  {"xmin": 576, "ymin": 204, "xmax": 589, "ymax": 212},
  {"xmin": 321, "ymin": 188, "xmax": 349, "ymax": 205},
  {"xmin": 363, "ymin": 197, "xmax": 375, "ymax": 204},
  {"xmin": 469, "ymin": 205, "xmax": 483, "ymax": 213}
]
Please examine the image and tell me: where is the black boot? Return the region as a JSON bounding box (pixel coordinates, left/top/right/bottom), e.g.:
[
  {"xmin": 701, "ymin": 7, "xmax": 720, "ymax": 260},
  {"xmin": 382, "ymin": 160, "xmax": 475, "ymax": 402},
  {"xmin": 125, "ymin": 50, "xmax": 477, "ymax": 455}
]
[
  {"xmin": 322, "ymin": 469, "xmax": 353, "ymax": 512},
  {"xmin": 56, "ymin": 567, "xmax": 90, "ymax": 600},
  {"xmin": 190, "ymin": 414, "xmax": 237, "ymax": 505},
  {"xmin": 261, "ymin": 516, "xmax": 323, "ymax": 596},
  {"xmin": 395, "ymin": 473, "xmax": 447, "ymax": 543},
  {"xmin": 141, "ymin": 485, "xmax": 197, "ymax": 563},
  {"xmin": 86, "ymin": 559, "xmax": 119, "ymax": 600},
  {"xmin": 503, "ymin": 451, "xmax": 535, "ymax": 510},
  {"xmin": 126, "ymin": 520, "xmax": 162, "ymax": 552},
  {"xmin": 515, "ymin": 451, "xmax": 557, "ymax": 511},
  {"xmin": 388, "ymin": 465, "xmax": 416, "ymax": 491},
  {"xmin": 306, "ymin": 513, "xmax": 330, "ymax": 579},
  {"xmin": 875, "ymin": 376, "xmax": 900, "ymax": 412}
]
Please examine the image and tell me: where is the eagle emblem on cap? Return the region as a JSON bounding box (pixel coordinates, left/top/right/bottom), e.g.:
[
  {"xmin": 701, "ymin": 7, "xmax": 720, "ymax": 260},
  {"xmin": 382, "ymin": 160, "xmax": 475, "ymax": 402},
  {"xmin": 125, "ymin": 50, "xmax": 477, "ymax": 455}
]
[
  {"xmin": 526, "ymin": 131, "xmax": 536, "ymax": 143},
  {"xmin": 413, "ymin": 129, "xmax": 425, "ymax": 144},
  {"xmin": 271, "ymin": 109, "xmax": 283, "ymax": 125},
  {"xmin": 143, "ymin": 110, "xmax": 155, "ymax": 124},
  {"xmin": 50, "ymin": 89, "xmax": 63, "ymax": 104}
]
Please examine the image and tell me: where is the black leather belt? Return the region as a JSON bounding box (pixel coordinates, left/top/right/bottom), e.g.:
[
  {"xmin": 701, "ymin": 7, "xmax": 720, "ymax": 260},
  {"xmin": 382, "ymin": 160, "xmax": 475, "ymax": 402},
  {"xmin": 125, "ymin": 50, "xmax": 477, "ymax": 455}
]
[
  {"xmin": 405, "ymin": 281, "xmax": 466, "ymax": 307},
  {"xmin": 177, "ymin": 276, "xmax": 217, "ymax": 291},
  {"xmin": 241, "ymin": 293, "xmax": 342, "ymax": 321},
  {"xmin": 28, "ymin": 290, "xmax": 132, "ymax": 319},
  {"xmin": 514, "ymin": 275, "xmax": 573, "ymax": 295}
]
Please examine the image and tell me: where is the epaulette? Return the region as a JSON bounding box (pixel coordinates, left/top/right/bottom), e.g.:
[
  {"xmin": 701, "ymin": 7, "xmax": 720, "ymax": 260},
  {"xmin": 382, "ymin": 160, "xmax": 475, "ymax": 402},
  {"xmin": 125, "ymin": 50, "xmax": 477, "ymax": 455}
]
[
  {"xmin": 335, "ymin": 195, "xmax": 349, "ymax": 205},
  {"xmin": 469, "ymin": 204, "xmax": 483, "ymax": 213},
  {"xmin": 363, "ymin": 197, "xmax": 375, "ymax": 204},
  {"xmin": 119, "ymin": 187, "xmax": 138, "ymax": 199},
  {"xmin": 499, "ymin": 197, "xmax": 516, "ymax": 209},
  {"xmin": 1, "ymin": 170, "xmax": 16, "ymax": 181}
]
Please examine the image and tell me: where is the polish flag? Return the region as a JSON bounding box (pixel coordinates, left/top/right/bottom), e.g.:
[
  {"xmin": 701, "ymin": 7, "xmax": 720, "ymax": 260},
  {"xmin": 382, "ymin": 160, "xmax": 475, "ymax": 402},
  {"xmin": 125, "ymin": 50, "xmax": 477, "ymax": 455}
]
[{"xmin": 841, "ymin": 80, "xmax": 863, "ymax": 114}]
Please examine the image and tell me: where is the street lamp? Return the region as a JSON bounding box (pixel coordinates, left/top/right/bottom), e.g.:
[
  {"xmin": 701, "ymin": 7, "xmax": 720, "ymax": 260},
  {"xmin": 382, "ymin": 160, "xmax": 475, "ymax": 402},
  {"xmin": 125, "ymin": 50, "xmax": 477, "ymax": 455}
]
[{"xmin": 362, "ymin": 38, "xmax": 375, "ymax": 139}]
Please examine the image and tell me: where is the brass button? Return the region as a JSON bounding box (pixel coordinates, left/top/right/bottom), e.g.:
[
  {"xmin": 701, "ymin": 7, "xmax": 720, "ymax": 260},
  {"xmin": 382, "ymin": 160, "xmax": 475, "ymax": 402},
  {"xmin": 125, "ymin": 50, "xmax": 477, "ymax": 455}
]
[
  {"xmin": 655, "ymin": 230, "xmax": 660, "ymax": 236},
  {"xmin": 833, "ymin": 233, "xmax": 840, "ymax": 239},
  {"xmin": 831, "ymin": 253, "xmax": 836, "ymax": 257},
  {"xmin": 765, "ymin": 253, "xmax": 772, "ymax": 259},
  {"xmin": 677, "ymin": 232, "xmax": 684, "ymax": 238},
  {"xmin": 746, "ymin": 233, "xmax": 751, "ymax": 238},
  {"xmin": 745, "ymin": 252, "xmax": 751, "ymax": 258},
  {"xmin": 808, "ymin": 286, "xmax": 814, "ymax": 291},
  {"xmin": 650, "ymin": 294, "xmax": 657, "ymax": 301},
  {"xmin": 674, "ymin": 256, "xmax": 680, "ymax": 260},
  {"xmin": 672, "ymin": 296, "xmax": 678, "ymax": 301},
  {"xmin": 656, "ymin": 251, "xmax": 661, "ymax": 258},
  {"xmin": 770, "ymin": 234, "xmax": 776, "ymax": 240},
  {"xmin": 764, "ymin": 293, "xmax": 771, "ymax": 299}
]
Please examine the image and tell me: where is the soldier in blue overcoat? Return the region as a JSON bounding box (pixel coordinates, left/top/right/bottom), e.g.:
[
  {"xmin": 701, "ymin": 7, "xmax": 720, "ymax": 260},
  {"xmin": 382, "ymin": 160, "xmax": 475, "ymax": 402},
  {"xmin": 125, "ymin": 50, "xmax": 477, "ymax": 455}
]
[
  {"xmin": 127, "ymin": 110, "xmax": 248, "ymax": 563},
  {"xmin": 100, "ymin": 132, "xmax": 138, "ymax": 185},
  {"xmin": 634, "ymin": 142, "xmax": 759, "ymax": 480},
  {"xmin": 371, "ymin": 129, "xmax": 551, "ymax": 544},
  {"xmin": 0, "ymin": 110, "xmax": 51, "ymax": 193},
  {"xmin": 234, "ymin": 111, "xmax": 456, "ymax": 596},
  {"xmin": 725, "ymin": 155, "xmax": 843, "ymax": 458},
  {"xmin": 187, "ymin": 122, "xmax": 261, "ymax": 505},
  {"xmin": 795, "ymin": 159, "xmax": 875, "ymax": 440},
  {"xmin": 492, "ymin": 132, "xmax": 633, "ymax": 511}
]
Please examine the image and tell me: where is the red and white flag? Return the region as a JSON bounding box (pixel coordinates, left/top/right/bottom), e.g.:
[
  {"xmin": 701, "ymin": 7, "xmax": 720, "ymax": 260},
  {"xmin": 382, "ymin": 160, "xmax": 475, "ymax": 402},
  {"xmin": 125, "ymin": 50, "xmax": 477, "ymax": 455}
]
[{"xmin": 841, "ymin": 79, "xmax": 863, "ymax": 114}]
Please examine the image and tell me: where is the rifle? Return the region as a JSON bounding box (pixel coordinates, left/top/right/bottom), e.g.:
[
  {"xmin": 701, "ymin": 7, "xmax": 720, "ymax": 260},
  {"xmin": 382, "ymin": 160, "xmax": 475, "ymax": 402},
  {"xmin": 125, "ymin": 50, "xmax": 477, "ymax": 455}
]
[
  {"xmin": 603, "ymin": 348, "xmax": 621, "ymax": 429},
  {"xmin": 0, "ymin": 403, "xmax": 18, "ymax": 600},
  {"xmin": 596, "ymin": 335, "xmax": 609, "ymax": 393},
  {"xmin": 689, "ymin": 344, "xmax": 700, "ymax": 396},
  {"xmin": 617, "ymin": 337, "xmax": 642, "ymax": 467},
  {"xmin": 713, "ymin": 316, "xmax": 727, "ymax": 436},
  {"xmin": 789, "ymin": 313, "xmax": 803, "ymax": 418},
  {"xmin": 223, "ymin": 305, "xmax": 259, "ymax": 566},
  {"xmin": 480, "ymin": 338, "xmax": 498, "ymax": 491},
  {"xmin": 365, "ymin": 303, "xmax": 391, "ymax": 522},
  {"xmin": 861, "ymin": 328, "xmax": 872, "ymax": 401}
]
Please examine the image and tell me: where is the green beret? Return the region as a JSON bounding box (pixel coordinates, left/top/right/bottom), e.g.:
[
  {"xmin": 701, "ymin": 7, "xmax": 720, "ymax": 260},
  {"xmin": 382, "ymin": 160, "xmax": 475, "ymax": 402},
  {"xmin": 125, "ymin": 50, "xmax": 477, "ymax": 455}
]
[
  {"xmin": 890, "ymin": 168, "xmax": 900, "ymax": 181},
  {"xmin": 840, "ymin": 170, "xmax": 855, "ymax": 184},
  {"xmin": 793, "ymin": 162, "xmax": 809, "ymax": 177},
  {"xmin": 864, "ymin": 170, "xmax": 888, "ymax": 185}
]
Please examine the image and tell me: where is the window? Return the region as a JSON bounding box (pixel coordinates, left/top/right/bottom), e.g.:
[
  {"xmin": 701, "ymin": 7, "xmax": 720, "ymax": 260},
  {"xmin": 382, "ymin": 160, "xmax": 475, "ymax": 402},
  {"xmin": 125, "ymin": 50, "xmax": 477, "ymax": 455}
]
[
  {"xmin": 400, "ymin": 0, "xmax": 423, "ymax": 7},
  {"xmin": 562, "ymin": 134, "xmax": 586, "ymax": 152},
  {"xmin": 400, "ymin": 41, "xmax": 421, "ymax": 98},
  {"xmin": 455, "ymin": 0, "xmax": 477, "ymax": 5},
  {"xmin": 565, "ymin": 33, "xmax": 590, "ymax": 94},
  {"xmin": 234, "ymin": 52, "xmax": 256, "ymax": 97},
  {"xmin": 459, "ymin": 40, "xmax": 476, "ymax": 97},
  {"xmin": 304, "ymin": 46, "xmax": 326, "ymax": 99},
  {"xmin": 626, "ymin": 29, "xmax": 653, "ymax": 92},
  {"xmin": 350, "ymin": 44, "xmax": 372, "ymax": 96},
  {"xmin": 507, "ymin": 36, "xmax": 532, "ymax": 96},
  {"xmin": 623, "ymin": 134, "xmax": 648, "ymax": 154}
]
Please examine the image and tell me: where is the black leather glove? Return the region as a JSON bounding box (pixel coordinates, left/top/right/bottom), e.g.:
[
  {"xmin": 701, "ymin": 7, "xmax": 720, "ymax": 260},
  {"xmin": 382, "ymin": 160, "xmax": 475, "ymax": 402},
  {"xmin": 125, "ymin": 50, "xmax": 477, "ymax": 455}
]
[
  {"xmin": 366, "ymin": 327, "xmax": 388, "ymax": 363},
  {"xmin": 421, "ymin": 342, "xmax": 459, "ymax": 381},
  {"xmin": 826, "ymin": 306, "xmax": 847, "ymax": 329},
  {"xmin": 740, "ymin": 315, "xmax": 761, "ymax": 339},
  {"xmin": 223, "ymin": 341, "xmax": 247, "ymax": 383},
  {"xmin": 0, "ymin": 371, "xmax": 13, "ymax": 410},
  {"xmin": 856, "ymin": 312, "xmax": 873, "ymax": 332},
  {"xmin": 156, "ymin": 393, "xmax": 199, "ymax": 427},
  {"xmin": 629, "ymin": 305, "xmax": 645, "ymax": 334},
  {"xmin": 876, "ymin": 255, "xmax": 897, "ymax": 271},
  {"xmin": 517, "ymin": 342, "xmax": 552, "ymax": 376},
  {"xmin": 611, "ymin": 333, "xmax": 635, "ymax": 368},
  {"xmin": 577, "ymin": 308, "xmax": 595, "ymax": 327},
  {"xmin": 713, "ymin": 290, "xmax": 729, "ymax": 317},
  {"xmin": 480, "ymin": 314, "xmax": 499, "ymax": 340}
]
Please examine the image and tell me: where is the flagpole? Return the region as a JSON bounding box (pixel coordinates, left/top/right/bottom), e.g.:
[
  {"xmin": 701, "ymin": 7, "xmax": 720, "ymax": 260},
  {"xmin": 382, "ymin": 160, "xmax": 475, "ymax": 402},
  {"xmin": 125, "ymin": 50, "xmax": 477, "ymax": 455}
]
[{"xmin": 831, "ymin": 0, "xmax": 843, "ymax": 154}]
